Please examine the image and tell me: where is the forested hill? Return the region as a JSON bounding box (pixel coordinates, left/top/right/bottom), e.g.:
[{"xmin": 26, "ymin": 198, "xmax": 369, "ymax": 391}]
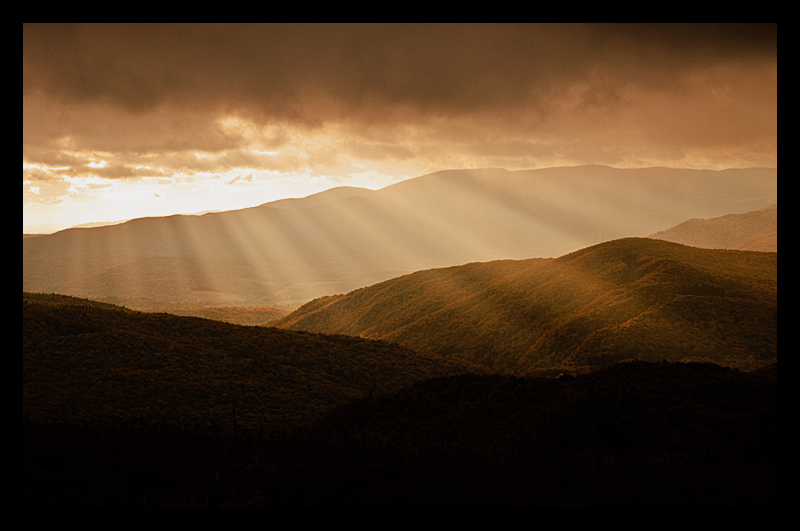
[
  {"xmin": 23, "ymin": 293, "xmax": 486, "ymax": 431},
  {"xmin": 312, "ymin": 361, "xmax": 777, "ymax": 474},
  {"xmin": 274, "ymin": 238, "xmax": 777, "ymax": 375}
]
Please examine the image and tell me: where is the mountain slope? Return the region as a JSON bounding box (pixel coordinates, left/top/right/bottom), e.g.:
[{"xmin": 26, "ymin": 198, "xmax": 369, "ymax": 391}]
[
  {"xmin": 274, "ymin": 238, "xmax": 777, "ymax": 374},
  {"xmin": 649, "ymin": 203, "xmax": 777, "ymax": 252},
  {"xmin": 23, "ymin": 293, "xmax": 486, "ymax": 430},
  {"xmin": 25, "ymin": 361, "xmax": 777, "ymax": 507},
  {"xmin": 24, "ymin": 166, "xmax": 777, "ymax": 307}
]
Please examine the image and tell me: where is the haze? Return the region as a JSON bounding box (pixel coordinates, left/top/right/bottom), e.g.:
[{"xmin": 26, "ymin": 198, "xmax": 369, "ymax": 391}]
[{"xmin": 23, "ymin": 24, "xmax": 777, "ymax": 233}]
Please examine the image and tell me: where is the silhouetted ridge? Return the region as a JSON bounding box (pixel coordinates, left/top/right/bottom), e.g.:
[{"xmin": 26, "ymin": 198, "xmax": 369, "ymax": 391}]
[
  {"xmin": 312, "ymin": 360, "xmax": 777, "ymax": 464},
  {"xmin": 23, "ymin": 293, "xmax": 486, "ymax": 431},
  {"xmin": 24, "ymin": 360, "xmax": 777, "ymax": 507}
]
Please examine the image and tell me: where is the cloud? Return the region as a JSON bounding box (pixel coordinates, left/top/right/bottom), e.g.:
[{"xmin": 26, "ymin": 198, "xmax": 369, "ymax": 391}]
[
  {"xmin": 23, "ymin": 24, "xmax": 777, "ymax": 177},
  {"xmin": 23, "ymin": 96, "xmax": 244, "ymax": 154},
  {"xmin": 24, "ymin": 24, "xmax": 775, "ymax": 113}
]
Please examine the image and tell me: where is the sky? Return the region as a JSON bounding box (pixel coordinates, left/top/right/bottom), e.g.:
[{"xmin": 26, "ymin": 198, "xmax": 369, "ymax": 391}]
[{"xmin": 23, "ymin": 23, "xmax": 777, "ymax": 233}]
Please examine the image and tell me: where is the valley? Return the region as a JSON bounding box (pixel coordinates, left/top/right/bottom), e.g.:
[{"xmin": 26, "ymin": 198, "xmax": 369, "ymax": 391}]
[{"xmin": 23, "ymin": 168, "xmax": 778, "ymax": 507}]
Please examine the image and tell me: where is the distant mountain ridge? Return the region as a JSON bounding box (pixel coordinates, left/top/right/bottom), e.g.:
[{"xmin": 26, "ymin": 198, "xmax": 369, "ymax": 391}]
[
  {"xmin": 24, "ymin": 165, "xmax": 777, "ymax": 307},
  {"xmin": 649, "ymin": 203, "xmax": 777, "ymax": 252},
  {"xmin": 274, "ymin": 238, "xmax": 777, "ymax": 375}
]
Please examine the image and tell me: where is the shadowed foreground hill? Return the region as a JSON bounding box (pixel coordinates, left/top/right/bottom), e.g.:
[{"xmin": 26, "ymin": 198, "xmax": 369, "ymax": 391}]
[
  {"xmin": 25, "ymin": 361, "xmax": 776, "ymax": 507},
  {"xmin": 275, "ymin": 238, "xmax": 777, "ymax": 375},
  {"xmin": 134, "ymin": 304, "xmax": 296, "ymax": 326},
  {"xmin": 314, "ymin": 361, "xmax": 777, "ymax": 467},
  {"xmin": 23, "ymin": 293, "xmax": 485, "ymax": 431}
]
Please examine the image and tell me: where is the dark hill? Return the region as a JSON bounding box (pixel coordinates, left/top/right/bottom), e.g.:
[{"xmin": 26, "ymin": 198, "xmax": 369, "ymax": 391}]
[
  {"xmin": 23, "ymin": 293, "xmax": 486, "ymax": 431},
  {"xmin": 313, "ymin": 360, "xmax": 776, "ymax": 465},
  {"xmin": 23, "ymin": 165, "xmax": 776, "ymax": 307},
  {"xmin": 25, "ymin": 360, "xmax": 777, "ymax": 507},
  {"xmin": 134, "ymin": 304, "xmax": 295, "ymax": 326},
  {"xmin": 274, "ymin": 238, "xmax": 777, "ymax": 374}
]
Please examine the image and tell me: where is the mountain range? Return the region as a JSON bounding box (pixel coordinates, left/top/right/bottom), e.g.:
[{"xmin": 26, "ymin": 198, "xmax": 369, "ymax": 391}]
[
  {"xmin": 23, "ymin": 170, "xmax": 778, "ymax": 506},
  {"xmin": 24, "ymin": 165, "xmax": 777, "ymax": 308}
]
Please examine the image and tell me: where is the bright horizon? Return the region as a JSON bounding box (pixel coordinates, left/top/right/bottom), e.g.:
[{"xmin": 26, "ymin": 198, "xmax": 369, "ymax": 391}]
[
  {"xmin": 24, "ymin": 24, "xmax": 777, "ymax": 234},
  {"xmin": 22, "ymin": 163, "xmax": 778, "ymax": 235}
]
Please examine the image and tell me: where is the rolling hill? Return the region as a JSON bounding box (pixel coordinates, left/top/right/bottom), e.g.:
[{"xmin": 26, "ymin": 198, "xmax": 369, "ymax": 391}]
[
  {"xmin": 23, "ymin": 293, "xmax": 486, "ymax": 431},
  {"xmin": 649, "ymin": 203, "xmax": 777, "ymax": 252},
  {"xmin": 274, "ymin": 238, "xmax": 777, "ymax": 374},
  {"xmin": 23, "ymin": 165, "xmax": 777, "ymax": 307}
]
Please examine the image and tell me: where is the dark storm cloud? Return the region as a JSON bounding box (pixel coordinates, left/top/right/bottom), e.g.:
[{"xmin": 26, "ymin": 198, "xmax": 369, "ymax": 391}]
[
  {"xmin": 22, "ymin": 94, "xmax": 246, "ymax": 154},
  {"xmin": 23, "ymin": 23, "xmax": 778, "ymax": 184},
  {"xmin": 23, "ymin": 24, "xmax": 776, "ymax": 122}
]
